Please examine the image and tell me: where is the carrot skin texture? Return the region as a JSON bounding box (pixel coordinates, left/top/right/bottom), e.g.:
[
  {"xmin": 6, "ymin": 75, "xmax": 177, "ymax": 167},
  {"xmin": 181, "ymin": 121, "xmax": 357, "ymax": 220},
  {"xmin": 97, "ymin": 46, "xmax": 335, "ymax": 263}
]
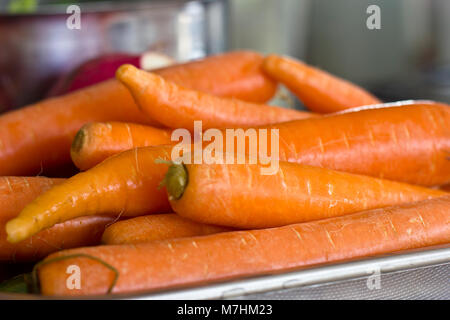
[
  {"xmin": 0, "ymin": 177, "xmax": 113, "ymax": 261},
  {"xmin": 116, "ymin": 64, "xmax": 315, "ymax": 131},
  {"xmin": 262, "ymin": 54, "xmax": 381, "ymax": 113},
  {"xmin": 38, "ymin": 196, "xmax": 450, "ymax": 296},
  {"xmin": 267, "ymin": 102, "xmax": 450, "ymax": 186},
  {"xmin": 6, "ymin": 145, "xmax": 174, "ymax": 243},
  {"xmin": 102, "ymin": 214, "xmax": 231, "ymax": 245},
  {"xmin": 71, "ymin": 122, "xmax": 173, "ymax": 171},
  {"xmin": 0, "ymin": 51, "xmax": 275, "ymax": 176},
  {"xmin": 168, "ymin": 162, "xmax": 447, "ymax": 228}
]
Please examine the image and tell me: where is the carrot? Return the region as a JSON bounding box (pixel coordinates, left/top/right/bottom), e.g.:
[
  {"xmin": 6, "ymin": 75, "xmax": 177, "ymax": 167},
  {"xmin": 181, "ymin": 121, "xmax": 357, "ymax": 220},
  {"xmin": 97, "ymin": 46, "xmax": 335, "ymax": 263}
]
[
  {"xmin": 37, "ymin": 196, "xmax": 450, "ymax": 296},
  {"xmin": 262, "ymin": 54, "xmax": 382, "ymax": 113},
  {"xmin": 116, "ymin": 64, "xmax": 315, "ymax": 131},
  {"xmin": 102, "ymin": 214, "xmax": 232, "ymax": 245},
  {"xmin": 0, "ymin": 177, "xmax": 113, "ymax": 261},
  {"xmin": 267, "ymin": 101, "xmax": 450, "ymax": 186},
  {"xmin": 0, "ymin": 51, "xmax": 276, "ymax": 176},
  {"xmin": 154, "ymin": 50, "xmax": 277, "ymax": 103},
  {"xmin": 164, "ymin": 161, "xmax": 447, "ymax": 229},
  {"xmin": 6, "ymin": 145, "xmax": 174, "ymax": 243},
  {"xmin": 71, "ymin": 122, "xmax": 173, "ymax": 171}
]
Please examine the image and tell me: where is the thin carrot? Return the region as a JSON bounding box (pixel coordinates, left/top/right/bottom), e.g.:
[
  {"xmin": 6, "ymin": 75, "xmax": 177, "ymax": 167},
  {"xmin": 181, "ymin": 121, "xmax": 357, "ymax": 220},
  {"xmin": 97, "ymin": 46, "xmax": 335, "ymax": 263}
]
[
  {"xmin": 0, "ymin": 177, "xmax": 113, "ymax": 261},
  {"xmin": 116, "ymin": 64, "xmax": 315, "ymax": 131},
  {"xmin": 262, "ymin": 54, "xmax": 382, "ymax": 113},
  {"xmin": 6, "ymin": 145, "xmax": 174, "ymax": 243},
  {"xmin": 0, "ymin": 51, "xmax": 276, "ymax": 176},
  {"xmin": 71, "ymin": 122, "xmax": 173, "ymax": 171},
  {"xmin": 164, "ymin": 161, "xmax": 447, "ymax": 228},
  {"xmin": 37, "ymin": 196, "xmax": 450, "ymax": 296},
  {"xmin": 102, "ymin": 214, "xmax": 232, "ymax": 245}
]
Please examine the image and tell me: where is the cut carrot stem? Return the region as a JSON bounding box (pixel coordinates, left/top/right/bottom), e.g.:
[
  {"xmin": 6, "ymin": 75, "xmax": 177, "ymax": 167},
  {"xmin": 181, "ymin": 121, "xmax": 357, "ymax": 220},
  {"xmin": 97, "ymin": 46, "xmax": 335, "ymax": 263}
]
[
  {"xmin": 102, "ymin": 213, "xmax": 232, "ymax": 245},
  {"xmin": 0, "ymin": 177, "xmax": 113, "ymax": 262},
  {"xmin": 165, "ymin": 161, "xmax": 447, "ymax": 228},
  {"xmin": 71, "ymin": 122, "xmax": 173, "ymax": 171},
  {"xmin": 0, "ymin": 51, "xmax": 275, "ymax": 176},
  {"xmin": 116, "ymin": 64, "xmax": 315, "ymax": 131},
  {"xmin": 6, "ymin": 145, "xmax": 174, "ymax": 243},
  {"xmin": 37, "ymin": 196, "xmax": 450, "ymax": 296},
  {"xmin": 262, "ymin": 54, "xmax": 382, "ymax": 113}
]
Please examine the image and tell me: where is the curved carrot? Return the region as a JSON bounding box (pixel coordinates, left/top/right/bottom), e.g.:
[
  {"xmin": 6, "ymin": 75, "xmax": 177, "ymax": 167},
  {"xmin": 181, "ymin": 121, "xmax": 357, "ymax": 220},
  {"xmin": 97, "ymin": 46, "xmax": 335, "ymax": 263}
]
[
  {"xmin": 116, "ymin": 64, "xmax": 315, "ymax": 131},
  {"xmin": 102, "ymin": 214, "xmax": 231, "ymax": 245},
  {"xmin": 38, "ymin": 196, "xmax": 450, "ymax": 296},
  {"xmin": 155, "ymin": 50, "xmax": 277, "ymax": 103},
  {"xmin": 262, "ymin": 54, "xmax": 381, "ymax": 113},
  {"xmin": 0, "ymin": 51, "xmax": 276, "ymax": 176},
  {"xmin": 6, "ymin": 145, "xmax": 174, "ymax": 243},
  {"xmin": 0, "ymin": 177, "xmax": 113, "ymax": 262},
  {"xmin": 164, "ymin": 161, "xmax": 447, "ymax": 228},
  {"xmin": 71, "ymin": 122, "xmax": 173, "ymax": 171}
]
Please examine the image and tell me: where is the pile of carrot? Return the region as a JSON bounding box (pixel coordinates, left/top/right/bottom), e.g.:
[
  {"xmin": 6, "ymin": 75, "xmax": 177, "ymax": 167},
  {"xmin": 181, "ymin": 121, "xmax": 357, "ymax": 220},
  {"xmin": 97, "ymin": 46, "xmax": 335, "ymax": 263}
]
[{"xmin": 0, "ymin": 50, "xmax": 448, "ymax": 297}]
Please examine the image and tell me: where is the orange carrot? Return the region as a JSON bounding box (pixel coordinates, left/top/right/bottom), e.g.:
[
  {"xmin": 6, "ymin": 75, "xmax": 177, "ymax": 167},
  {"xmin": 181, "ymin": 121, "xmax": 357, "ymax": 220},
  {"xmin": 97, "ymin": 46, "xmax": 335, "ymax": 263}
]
[
  {"xmin": 102, "ymin": 214, "xmax": 231, "ymax": 245},
  {"xmin": 71, "ymin": 122, "xmax": 173, "ymax": 171},
  {"xmin": 116, "ymin": 64, "xmax": 315, "ymax": 131},
  {"xmin": 154, "ymin": 50, "xmax": 277, "ymax": 103},
  {"xmin": 266, "ymin": 101, "xmax": 450, "ymax": 186},
  {"xmin": 0, "ymin": 177, "xmax": 113, "ymax": 261},
  {"xmin": 441, "ymin": 185, "xmax": 450, "ymax": 192},
  {"xmin": 0, "ymin": 51, "xmax": 276, "ymax": 176},
  {"xmin": 6, "ymin": 145, "xmax": 174, "ymax": 243},
  {"xmin": 164, "ymin": 161, "xmax": 447, "ymax": 229},
  {"xmin": 37, "ymin": 196, "xmax": 450, "ymax": 296},
  {"xmin": 262, "ymin": 54, "xmax": 381, "ymax": 113}
]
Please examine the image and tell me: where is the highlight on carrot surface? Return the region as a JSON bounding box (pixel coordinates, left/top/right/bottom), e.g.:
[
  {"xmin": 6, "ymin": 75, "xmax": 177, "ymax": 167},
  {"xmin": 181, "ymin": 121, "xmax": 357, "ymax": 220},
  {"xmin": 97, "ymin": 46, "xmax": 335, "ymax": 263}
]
[
  {"xmin": 262, "ymin": 54, "xmax": 381, "ymax": 113},
  {"xmin": 37, "ymin": 196, "xmax": 450, "ymax": 296},
  {"xmin": 116, "ymin": 64, "xmax": 315, "ymax": 131},
  {"xmin": 0, "ymin": 51, "xmax": 275, "ymax": 176},
  {"xmin": 164, "ymin": 161, "xmax": 446, "ymax": 229},
  {"xmin": 102, "ymin": 213, "xmax": 232, "ymax": 245},
  {"xmin": 71, "ymin": 122, "xmax": 173, "ymax": 171},
  {"xmin": 6, "ymin": 145, "xmax": 174, "ymax": 244},
  {"xmin": 0, "ymin": 176, "xmax": 113, "ymax": 262},
  {"xmin": 264, "ymin": 101, "xmax": 450, "ymax": 187}
]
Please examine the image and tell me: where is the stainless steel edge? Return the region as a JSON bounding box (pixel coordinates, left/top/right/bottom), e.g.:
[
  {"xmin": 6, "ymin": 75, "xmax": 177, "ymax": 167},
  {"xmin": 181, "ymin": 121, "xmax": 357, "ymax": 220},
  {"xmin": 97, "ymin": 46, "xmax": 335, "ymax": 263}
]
[{"xmin": 130, "ymin": 246, "xmax": 450, "ymax": 300}]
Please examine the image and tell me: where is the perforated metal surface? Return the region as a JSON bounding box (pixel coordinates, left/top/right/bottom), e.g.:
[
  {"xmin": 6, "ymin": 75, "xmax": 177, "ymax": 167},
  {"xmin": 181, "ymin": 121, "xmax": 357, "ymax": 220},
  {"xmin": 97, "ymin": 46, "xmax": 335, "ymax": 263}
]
[{"xmin": 237, "ymin": 263, "xmax": 450, "ymax": 300}]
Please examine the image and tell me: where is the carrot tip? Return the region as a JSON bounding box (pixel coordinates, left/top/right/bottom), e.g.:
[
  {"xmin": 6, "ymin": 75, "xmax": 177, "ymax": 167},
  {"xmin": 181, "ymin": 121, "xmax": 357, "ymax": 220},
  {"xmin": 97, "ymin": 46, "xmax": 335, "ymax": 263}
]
[{"xmin": 161, "ymin": 163, "xmax": 188, "ymax": 200}]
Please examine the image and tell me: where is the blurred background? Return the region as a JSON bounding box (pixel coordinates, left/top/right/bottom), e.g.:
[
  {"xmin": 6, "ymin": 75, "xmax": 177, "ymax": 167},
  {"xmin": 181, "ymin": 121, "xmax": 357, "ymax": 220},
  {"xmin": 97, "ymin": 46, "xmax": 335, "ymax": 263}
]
[{"xmin": 1, "ymin": 0, "xmax": 450, "ymax": 111}]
